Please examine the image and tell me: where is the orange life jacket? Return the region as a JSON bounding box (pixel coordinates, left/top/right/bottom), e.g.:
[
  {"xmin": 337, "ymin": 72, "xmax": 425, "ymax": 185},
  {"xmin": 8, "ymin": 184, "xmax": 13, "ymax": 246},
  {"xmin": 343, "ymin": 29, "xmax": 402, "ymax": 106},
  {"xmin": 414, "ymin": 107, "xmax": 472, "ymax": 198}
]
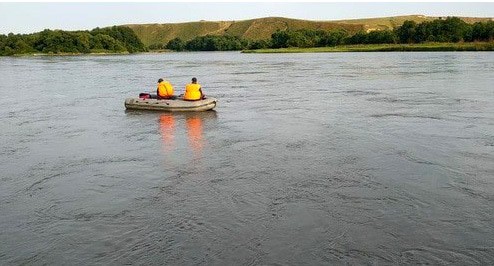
[
  {"xmin": 157, "ymin": 81, "xmax": 174, "ymax": 99},
  {"xmin": 184, "ymin": 83, "xmax": 202, "ymax": 101}
]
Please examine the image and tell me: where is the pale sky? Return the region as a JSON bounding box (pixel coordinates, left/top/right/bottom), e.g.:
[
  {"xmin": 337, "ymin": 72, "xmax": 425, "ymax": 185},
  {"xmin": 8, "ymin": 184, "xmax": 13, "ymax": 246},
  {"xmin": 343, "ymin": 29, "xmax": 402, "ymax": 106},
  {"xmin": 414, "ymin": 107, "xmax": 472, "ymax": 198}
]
[{"xmin": 1, "ymin": 2, "xmax": 493, "ymax": 34}]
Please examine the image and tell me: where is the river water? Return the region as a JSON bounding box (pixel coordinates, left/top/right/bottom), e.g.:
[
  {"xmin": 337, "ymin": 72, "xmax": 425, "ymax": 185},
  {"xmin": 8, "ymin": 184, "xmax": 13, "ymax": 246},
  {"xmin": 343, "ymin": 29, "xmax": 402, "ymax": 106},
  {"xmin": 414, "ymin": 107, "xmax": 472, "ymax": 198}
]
[{"xmin": 1, "ymin": 52, "xmax": 493, "ymax": 264}]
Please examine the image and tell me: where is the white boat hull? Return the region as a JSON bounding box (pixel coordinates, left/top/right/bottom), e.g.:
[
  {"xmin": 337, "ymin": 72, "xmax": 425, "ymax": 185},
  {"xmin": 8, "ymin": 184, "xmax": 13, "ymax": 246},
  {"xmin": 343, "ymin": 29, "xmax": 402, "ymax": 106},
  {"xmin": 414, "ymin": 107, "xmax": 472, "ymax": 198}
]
[{"xmin": 125, "ymin": 97, "xmax": 217, "ymax": 112}]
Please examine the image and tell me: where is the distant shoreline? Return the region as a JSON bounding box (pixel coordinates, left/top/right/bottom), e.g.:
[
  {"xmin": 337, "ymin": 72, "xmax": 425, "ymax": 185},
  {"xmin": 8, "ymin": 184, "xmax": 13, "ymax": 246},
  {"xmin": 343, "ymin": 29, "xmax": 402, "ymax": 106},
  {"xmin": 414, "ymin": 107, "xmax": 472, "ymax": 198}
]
[
  {"xmin": 5, "ymin": 50, "xmax": 181, "ymax": 57},
  {"xmin": 3, "ymin": 42, "xmax": 494, "ymax": 57},
  {"xmin": 242, "ymin": 42, "xmax": 494, "ymax": 53},
  {"xmin": 8, "ymin": 51, "xmax": 131, "ymax": 57}
]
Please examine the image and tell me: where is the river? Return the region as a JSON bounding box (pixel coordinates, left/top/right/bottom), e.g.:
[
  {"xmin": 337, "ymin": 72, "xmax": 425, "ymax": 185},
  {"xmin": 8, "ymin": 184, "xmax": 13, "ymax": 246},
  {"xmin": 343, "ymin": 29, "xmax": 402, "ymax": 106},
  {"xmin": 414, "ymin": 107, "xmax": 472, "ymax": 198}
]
[{"xmin": 1, "ymin": 52, "xmax": 493, "ymax": 264}]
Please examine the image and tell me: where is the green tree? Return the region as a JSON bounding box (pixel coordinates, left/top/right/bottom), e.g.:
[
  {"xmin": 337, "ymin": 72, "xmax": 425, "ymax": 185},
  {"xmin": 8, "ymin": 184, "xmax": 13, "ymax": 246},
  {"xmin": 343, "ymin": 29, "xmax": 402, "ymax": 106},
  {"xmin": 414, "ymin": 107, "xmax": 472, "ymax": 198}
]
[
  {"xmin": 166, "ymin": 37, "xmax": 185, "ymax": 51},
  {"xmin": 91, "ymin": 34, "xmax": 126, "ymax": 52},
  {"xmin": 3, "ymin": 46, "xmax": 14, "ymax": 56},
  {"xmin": 90, "ymin": 26, "xmax": 145, "ymax": 53},
  {"xmin": 395, "ymin": 20, "xmax": 417, "ymax": 43},
  {"xmin": 470, "ymin": 21, "xmax": 494, "ymax": 41},
  {"xmin": 74, "ymin": 31, "xmax": 91, "ymax": 53},
  {"xmin": 184, "ymin": 35, "xmax": 245, "ymax": 51},
  {"xmin": 14, "ymin": 40, "xmax": 33, "ymax": 54},
  {"xmin": 414, "ymin": 22, "xmax": 433, "ymax": 43},
  {"xmin": 345, "ymin": 31, "xmax": 367, "ymax": 44},
  {"xmin": 247, "ymin": 39, "xmax": 271, "ymax": 50},
  {"xmin": 441, "ymin": 17, "xmax": 469, "ymax": 42},
  {"xmin": 365, "ymin": 30, "xmax": 396, "ymax": 44},
  {"xmin": 0, "ymin": 34, "xmax": 6, "ymax": 55},
  {"xmin": 271, "ymin": 30, "xmax": 290, "ymax": 48},
  {"xmin": 321, "ymin": 30, "xmax": 348, "ymax": 46}
]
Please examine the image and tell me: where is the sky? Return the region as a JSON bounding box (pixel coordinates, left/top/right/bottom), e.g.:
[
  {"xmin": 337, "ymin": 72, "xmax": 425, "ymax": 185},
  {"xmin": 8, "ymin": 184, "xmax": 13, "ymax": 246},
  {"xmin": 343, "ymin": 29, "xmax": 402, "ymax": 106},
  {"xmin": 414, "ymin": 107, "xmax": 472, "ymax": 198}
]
[{"xmin": 1, "ymin": 2, "xmax": 493, "ymax": 34}]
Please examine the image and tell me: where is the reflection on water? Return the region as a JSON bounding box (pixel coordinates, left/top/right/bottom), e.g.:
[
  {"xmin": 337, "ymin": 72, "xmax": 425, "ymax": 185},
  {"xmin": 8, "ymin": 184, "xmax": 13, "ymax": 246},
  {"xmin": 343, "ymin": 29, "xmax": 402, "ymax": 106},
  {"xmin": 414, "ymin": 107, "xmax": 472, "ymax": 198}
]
[
  {"xmin": 159, "ymin": 114, "xmax": 175, "ymax": 152},
  {"xmin": 159, "ymin": 111, "xmax": 217, "ymax": 156},
  {"xmin": 186, "ymin": 115, "xmax": 203, "ymax": 155}
]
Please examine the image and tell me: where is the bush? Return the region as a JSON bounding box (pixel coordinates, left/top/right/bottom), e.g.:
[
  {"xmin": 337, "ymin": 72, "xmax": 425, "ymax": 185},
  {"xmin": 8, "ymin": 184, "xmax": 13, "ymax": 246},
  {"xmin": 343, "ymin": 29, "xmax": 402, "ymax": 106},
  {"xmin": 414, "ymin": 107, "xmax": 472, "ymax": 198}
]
[
  {"xmin": 184, "ymin": 35, "xmax": 244, "ymax": 51},
  {"xmin": 166, "ymin": 38, "xmax": 185, "ymax": 51}
]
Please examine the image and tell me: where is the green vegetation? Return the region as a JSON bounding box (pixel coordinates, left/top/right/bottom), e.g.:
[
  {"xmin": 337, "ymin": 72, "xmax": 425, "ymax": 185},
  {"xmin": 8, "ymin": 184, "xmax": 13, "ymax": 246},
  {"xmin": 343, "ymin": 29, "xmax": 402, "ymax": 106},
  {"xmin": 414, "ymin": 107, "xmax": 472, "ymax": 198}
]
[
  {"xmin": 161, "ymin": 17, "xmax": 494, "ymax": 52},
  {"xmin": 164, "ymin": 37, "xmax": 186, "ymax": 51},
  {"xmin": 0, "ymin": 26, "xmax": 146, "ymax": 56},
  {"xmin": 149, "ymin": 35, "xmax": 250, "ymax": 51},
  {"xmin": 395, "ymin": 18, "xmax": 494, "ymax": 43},
  {"xmin": 184, "ymin": 35, "xmax": 246, "ymax": 51},
  {"xmin": 263, "ymin": 17, "xmax": 494, "ymax": 49}
]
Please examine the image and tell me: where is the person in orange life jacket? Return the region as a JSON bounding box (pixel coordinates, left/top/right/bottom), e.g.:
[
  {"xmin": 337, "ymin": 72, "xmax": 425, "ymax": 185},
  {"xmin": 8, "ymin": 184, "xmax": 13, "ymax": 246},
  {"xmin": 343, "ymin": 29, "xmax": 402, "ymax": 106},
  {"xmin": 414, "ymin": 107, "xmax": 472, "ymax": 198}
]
[
  {"xmin": 157, "ymin": 78, "xmax": 176, "ymax": 100},
  {"xmin": 184, "ymin": 77, "xmax": 205, "ymax": 101}
]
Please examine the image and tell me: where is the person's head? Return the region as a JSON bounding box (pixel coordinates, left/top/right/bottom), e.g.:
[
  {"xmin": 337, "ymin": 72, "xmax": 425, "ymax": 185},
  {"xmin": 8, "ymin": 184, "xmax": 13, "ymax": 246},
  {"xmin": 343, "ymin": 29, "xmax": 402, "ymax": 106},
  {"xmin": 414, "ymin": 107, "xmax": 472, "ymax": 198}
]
[
  {"xmin": 158, "ymin": 78, "xmax": 164, "ymax": 83},
  {"xmin": 192, "ymin": 77, "xmax": 197, "ymax": 83}
]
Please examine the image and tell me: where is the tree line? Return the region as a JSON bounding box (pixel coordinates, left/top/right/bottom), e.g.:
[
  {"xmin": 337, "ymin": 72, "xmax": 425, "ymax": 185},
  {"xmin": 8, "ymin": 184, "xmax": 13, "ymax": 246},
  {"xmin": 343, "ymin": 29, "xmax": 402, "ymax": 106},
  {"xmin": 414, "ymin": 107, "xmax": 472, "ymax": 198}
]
[
  {"xmin": 157, "ymin": 35, "xmax": 247, "ymax": 51},
  {"xmin": 2, "ymin": 17, "xmax": 493, "ymax": 55},
  {"xmin": 0, "ymin": 26, "xmax": 146, "ymax": 56},
  {"xmin": 161, "ymin": 17, "xmax": 494, "ymax": 51}
]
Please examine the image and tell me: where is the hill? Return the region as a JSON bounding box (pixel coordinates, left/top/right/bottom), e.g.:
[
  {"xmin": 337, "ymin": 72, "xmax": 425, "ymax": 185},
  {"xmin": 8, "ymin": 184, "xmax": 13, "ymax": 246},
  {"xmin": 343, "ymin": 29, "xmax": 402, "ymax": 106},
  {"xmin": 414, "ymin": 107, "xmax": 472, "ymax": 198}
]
[{"xmin": 125, "ymin": 15, "xmax": 493, "ymax": 47}]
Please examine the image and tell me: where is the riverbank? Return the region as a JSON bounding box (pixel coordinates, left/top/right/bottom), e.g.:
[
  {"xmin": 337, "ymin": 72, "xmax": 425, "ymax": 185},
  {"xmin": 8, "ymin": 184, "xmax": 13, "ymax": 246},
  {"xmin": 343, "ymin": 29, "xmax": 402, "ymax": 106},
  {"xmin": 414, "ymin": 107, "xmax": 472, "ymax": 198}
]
[
  {"xmin": 4, "ymin": 42, "xmax": 493, "ymax": 57},
  {"xmin": 4, "ymin": 50, "xmax": 178, "ymax": 57},
  {"xmin": 242, "ymin": 42, "xmax": 494, "ymax": 53},
  {"xmin": 6, "ymin": 51, "xmax": 131, "ymax": 57}
]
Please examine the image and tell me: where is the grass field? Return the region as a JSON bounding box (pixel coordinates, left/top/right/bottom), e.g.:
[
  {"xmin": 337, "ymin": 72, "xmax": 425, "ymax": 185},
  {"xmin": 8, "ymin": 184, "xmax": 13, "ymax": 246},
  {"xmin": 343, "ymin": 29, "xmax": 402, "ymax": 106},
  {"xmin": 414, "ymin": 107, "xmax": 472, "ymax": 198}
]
[{"xmin": 242, "ymin": 42, "xmax": 494, "ymax": 53}]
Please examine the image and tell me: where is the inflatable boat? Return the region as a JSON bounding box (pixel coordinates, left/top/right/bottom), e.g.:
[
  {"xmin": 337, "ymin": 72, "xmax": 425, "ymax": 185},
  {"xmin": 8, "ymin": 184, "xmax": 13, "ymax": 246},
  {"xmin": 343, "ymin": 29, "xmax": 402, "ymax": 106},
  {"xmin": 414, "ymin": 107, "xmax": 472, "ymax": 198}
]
[{"xmin": 124, "ymin": 97, "xmax": 217, "ymax": 112}]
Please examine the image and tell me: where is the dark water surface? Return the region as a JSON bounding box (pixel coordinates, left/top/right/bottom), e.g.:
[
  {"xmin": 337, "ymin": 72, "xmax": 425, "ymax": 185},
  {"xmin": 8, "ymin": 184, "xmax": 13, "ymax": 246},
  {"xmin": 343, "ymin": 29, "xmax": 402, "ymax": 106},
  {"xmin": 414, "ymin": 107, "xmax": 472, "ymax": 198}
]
[{"xmin": 1, "ymin": 52, "xmax": 493, "ymax": 264}]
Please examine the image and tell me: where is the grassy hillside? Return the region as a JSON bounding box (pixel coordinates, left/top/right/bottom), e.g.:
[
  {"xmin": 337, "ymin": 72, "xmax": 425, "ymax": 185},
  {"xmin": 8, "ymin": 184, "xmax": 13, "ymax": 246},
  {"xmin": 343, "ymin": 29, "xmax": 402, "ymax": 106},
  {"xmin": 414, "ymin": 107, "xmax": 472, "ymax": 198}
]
[
  {"xmin": 129, "ymin": 21, "xmax": 233, "ymax": 48},
  {"xmin": 333, "ymin": 15, "xmax": 433, "ymax": 31},
  {"xmin": 223, "ymin": 17, "xmax": 363, "ymax": 40},
  {"xmin": 125, "ymin": 15, "xmax": 493, "ymax": 47}
]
